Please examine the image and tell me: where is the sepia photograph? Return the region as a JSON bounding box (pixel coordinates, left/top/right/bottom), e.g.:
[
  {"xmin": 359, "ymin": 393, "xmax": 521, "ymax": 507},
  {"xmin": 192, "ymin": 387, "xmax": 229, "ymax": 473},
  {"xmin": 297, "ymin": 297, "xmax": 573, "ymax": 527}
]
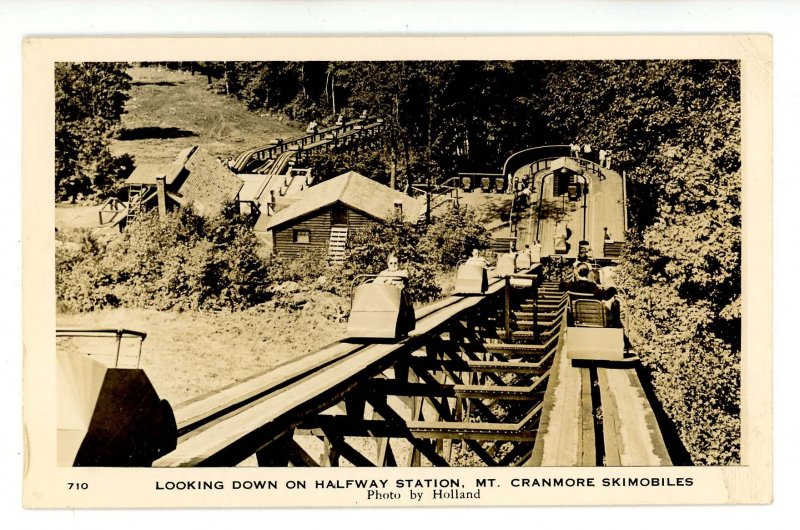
[{"xmin": 22, "ymin": 35, "xmax": 771, "ymax": 508}]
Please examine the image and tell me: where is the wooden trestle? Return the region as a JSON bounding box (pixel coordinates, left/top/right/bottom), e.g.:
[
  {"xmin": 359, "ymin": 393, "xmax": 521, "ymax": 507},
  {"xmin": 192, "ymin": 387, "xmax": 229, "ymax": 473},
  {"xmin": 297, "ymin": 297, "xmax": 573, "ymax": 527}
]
[
  {"xmin": 153, "ymin": 265, "xmax": 672, "ymax": 468},
  {"xmin": 154, "ymin": 272, "xmax": 567, "ymax": 467}
]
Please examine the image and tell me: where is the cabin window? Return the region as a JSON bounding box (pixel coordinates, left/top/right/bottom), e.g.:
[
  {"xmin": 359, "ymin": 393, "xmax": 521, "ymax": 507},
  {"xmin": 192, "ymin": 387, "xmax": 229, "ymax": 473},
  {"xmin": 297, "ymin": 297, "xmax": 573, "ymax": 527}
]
[
  {"xmin": 293, "ymin": 229, "xmax": 311, "ymax": 244},
  {"xmin": 331, "ymin": 205, "xmax": 348, "ymax": 226}
]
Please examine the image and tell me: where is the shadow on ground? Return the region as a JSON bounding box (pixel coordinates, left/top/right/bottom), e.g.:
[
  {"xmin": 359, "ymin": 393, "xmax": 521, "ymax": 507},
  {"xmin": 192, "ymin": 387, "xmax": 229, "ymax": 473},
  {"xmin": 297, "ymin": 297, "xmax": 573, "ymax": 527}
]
[
  {"xmin": 118, "ymin": 127, "xmax": 197, "ymax": 141},
  {"xmin": 131, "ymin": 81, "xmax": 179, "ymax": 87}
]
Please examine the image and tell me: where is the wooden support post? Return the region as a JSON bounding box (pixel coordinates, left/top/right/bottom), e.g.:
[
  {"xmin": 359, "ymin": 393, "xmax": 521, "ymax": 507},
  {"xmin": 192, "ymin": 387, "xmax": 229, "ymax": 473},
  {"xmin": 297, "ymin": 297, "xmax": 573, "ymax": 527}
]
[
  {"xmin": 504, "ymin": 276, "xmax": 512, "ymax": 342},
  {"xmin": 286, "ymin": 440, "xmax": 321, "ymax": 467},
  {"xmin": 255, "ymin": 430, "xmax": 293, "ymax": 467},
  {"xmin": 321, "ymin": 437, "xmax": 341, "ymax": 467},
  {"xmin": 321, "ymin": 433, "xmax": 376, "ymax": 467},
  {"xmin": 345, "ymin": 394, "xmax": 366, "ymax": 421},
  {"xmin": 376, "ymin": 438, "xmax": 397, "ymax": 467},
  {"xmin": 155, "ymin": 175, "xmax": 167, "ymax": 219}
]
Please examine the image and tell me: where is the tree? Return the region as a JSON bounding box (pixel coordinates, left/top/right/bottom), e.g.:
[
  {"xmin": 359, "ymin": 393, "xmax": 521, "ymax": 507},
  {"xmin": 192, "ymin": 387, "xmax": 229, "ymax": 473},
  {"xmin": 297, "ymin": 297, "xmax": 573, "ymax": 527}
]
[
  {"xmin": 418, "ymin": 205, "xmax": 492, "ymax": 267},
  {"xmin": 535, "ymin": 60, "xmax": 741, "ymax": 464},
  {"xmin": 55, "ymin": 62, "xmax": 132, "ymax": 200}
]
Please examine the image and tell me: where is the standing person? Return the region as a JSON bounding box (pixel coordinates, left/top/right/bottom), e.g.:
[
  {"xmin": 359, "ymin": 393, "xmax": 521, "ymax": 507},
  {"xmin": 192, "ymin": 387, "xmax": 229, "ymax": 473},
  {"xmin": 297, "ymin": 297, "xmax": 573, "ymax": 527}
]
[
  {"xmin": 598, "ymin": 148, "xmax": 607, "ymax": 169},
  {"xmin": 604, "ymin": 227, "xmax": 614, "ymax": 243},
  {"xmin": 506, "ymin": 173, "xmax": 516, "ymax": 195},
  {"xmin": 521, "ymin": 186, "xmax": 533, "ymax": 208},
  {"xmin": 583, "ymin": 143, "xmax": 593, "ymax": 161},
  {"xmin": 605, "ymin": 150, "xmax": 613, "ymax": 169},
  {"xmin": 530, "ymin": 240, "xmax": 543, "ymax": 263},
  {"xmin": 570, "ymin": 142, "xmax": 580, "ymax": 158}
]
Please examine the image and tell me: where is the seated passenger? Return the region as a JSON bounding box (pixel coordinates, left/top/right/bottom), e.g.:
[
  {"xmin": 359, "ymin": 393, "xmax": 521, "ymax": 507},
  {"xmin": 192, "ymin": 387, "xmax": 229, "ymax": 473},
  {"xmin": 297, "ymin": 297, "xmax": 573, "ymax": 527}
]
[
  {"xmin": 561, "ymin": 264, "xmax": 603, "ymax": 298},
  {"xmin": 574, "ymin": 249, "xmax": 601, "ymax": 283},
  {"xmin": 375, "ymin": 254, "xmax": 409, "ymax": 286},
  {"xmin": 465, "ymin": 248, "xmax": 490, "ymax": 268},
  {"xmin": 601, "ymin": 286, "xmax": 622, "ymax": 328}
]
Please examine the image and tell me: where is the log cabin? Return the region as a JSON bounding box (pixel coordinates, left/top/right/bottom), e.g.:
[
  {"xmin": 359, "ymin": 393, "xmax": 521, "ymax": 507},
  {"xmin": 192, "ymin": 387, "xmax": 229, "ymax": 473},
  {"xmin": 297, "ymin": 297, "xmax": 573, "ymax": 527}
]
[{"xmin": 265, "ymin": 171, "xmax": 424, "ymax": 261}]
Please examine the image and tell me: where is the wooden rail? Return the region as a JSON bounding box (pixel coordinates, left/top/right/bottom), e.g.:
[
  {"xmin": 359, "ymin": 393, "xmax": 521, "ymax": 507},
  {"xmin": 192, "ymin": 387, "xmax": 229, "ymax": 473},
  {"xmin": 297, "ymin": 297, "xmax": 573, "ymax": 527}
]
[
  {"xmin": 231, "ymin": 117, "xmax": 385, "ymax": 173},
  {"xmin": 154, "ymin": 274, "xmax": 565, "ymax": 467}
]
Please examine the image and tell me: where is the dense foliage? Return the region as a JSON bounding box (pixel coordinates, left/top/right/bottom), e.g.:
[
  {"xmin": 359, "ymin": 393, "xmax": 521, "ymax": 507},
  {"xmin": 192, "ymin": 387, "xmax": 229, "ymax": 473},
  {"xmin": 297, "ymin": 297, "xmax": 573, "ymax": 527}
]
[
  {"xmin": 153, "ymin": 61, "xmax": 552, "ymax": 189},
  {"xmin": 343, "ymin": 208, "xmax": 491, "ymax": 302},
  {"xmin": 536, "ymin": 60, "xmax": 741, "ymax": 464},
  {"xmin": 55, "ymin": 62, "xmax": 135, "ymax": 200},
  {"xmin": 57, "ymin": 204, "xmax": 273, "ymax": 312}
]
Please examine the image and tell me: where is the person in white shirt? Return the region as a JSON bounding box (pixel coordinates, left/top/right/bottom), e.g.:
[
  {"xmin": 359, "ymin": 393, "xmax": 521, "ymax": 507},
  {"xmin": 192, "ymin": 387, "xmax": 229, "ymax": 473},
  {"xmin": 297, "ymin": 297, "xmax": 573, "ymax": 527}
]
[{"xmin": 375, "ymin": 254, "xmax": 409, "ymax": 286}]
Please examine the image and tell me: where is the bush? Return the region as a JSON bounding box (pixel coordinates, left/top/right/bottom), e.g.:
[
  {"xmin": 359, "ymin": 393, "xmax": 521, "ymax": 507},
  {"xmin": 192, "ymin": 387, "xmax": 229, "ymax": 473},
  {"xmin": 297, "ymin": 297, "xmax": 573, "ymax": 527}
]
[
  {"xmin": 418, "ymin": 205, "xmax": 491, "ymax": 267},
  {"xmin": 343, "ymin": 214, "xmax": 442, "ymax": 302},
  {"xmin": 56, "ymin": 204, "xmax": 274, "ymax": 312}
]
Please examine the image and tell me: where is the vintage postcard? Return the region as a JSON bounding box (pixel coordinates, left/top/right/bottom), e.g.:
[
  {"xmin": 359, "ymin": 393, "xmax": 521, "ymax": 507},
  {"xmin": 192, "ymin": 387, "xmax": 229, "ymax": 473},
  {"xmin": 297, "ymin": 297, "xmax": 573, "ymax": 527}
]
[{"xmin": 23, "ymin": 35, "xmax": 771, "ymax": 508}]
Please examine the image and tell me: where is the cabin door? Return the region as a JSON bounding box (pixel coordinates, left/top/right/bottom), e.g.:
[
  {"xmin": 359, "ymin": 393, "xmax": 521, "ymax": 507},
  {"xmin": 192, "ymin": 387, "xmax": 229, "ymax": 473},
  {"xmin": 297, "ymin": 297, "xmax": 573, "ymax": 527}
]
[{"xmin": 331, "ymin": 205, "xmax": 348, "ymax": 226}]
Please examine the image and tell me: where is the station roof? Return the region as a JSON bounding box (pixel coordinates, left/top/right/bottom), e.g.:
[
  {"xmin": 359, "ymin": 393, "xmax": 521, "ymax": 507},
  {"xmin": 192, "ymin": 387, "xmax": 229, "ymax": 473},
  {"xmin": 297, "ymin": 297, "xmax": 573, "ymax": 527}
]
[
  {"xmin": 126, "ymin": 146, "xmax": 195, "ymax": 186},
  {"xmin": 125, "ymin": 146, "xmax": 243, "ymax": 216},
  {"xmin": 178, "ymin": 148, "xmax": 244, "ymax": 216},
  {"xmin": 266, "ymin": 171, "xmax": 423, "ymax": 231},
  {"xmin": 550, "ymin": 156, "xmax": 584, "ymax": 175}
]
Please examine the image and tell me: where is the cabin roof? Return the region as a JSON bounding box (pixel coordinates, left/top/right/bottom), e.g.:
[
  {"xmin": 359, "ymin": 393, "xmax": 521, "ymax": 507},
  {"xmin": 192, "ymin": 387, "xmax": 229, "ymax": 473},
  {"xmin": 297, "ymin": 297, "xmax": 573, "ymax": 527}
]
[
  {"xmin": 178, "ymin": 148, "xmax": 243, "ymax": 215},
  {"xmin": 125, "ymin": 146, "xmax": 243, "ymax": 216},
  {"xmin": 266, "ymin": 171, "xmax": 422, "ymax": 231}
]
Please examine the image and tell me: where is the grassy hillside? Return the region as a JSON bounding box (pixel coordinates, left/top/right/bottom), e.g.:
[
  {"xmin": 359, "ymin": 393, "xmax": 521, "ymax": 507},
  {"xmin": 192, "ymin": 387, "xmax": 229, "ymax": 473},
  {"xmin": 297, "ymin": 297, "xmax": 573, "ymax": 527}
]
[
  {"xmin": 57, "ymin": 292, "xmax": 348, "ymax": 405},
  {"xmin": 109, "ymin": 66, "xmax": 305, "ymax": 167}
]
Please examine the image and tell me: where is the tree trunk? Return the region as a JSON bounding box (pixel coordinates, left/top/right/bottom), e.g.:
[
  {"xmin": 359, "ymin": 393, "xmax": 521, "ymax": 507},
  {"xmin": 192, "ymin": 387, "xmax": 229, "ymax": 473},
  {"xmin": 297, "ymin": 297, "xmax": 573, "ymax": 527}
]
[{"xmin": 390, "ymin": 149, "xmax": 397, "ymax": 190}]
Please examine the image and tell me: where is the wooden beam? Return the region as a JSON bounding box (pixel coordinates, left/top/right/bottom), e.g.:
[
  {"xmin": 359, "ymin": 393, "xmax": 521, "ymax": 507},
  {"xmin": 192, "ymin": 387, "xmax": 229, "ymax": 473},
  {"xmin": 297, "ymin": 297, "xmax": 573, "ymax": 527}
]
[
  {"xmin": 580, "ymin": 367, "xmax": 597, "ymax": 466},
  {"xmin": 483, "ymin": 334, "xmax": 559, "ymax": 355},
  {"xmin": 255, "ymin": 430, "xmax": 292, "ymax": 467},
  {"xmin": 322, "ymin": 433, "xmax": 375, "ymax": 467},
  {"xmin": 466, "ymin": 360, "xmax": 548, "ymax": 375},
  {"xmin": 454, "ymin": 372, "xmax": 550, "ymax": 400},
  {"xmin": 407, "ymin": 422, "xmax": 538, "ymax": 442},
  {"xmin": 369, "ymin": 380, "xmax": 455, "ymax": 398},
  {"xmin": 286, "ymin": 440, "xmax": 321, "ymax": 467}
]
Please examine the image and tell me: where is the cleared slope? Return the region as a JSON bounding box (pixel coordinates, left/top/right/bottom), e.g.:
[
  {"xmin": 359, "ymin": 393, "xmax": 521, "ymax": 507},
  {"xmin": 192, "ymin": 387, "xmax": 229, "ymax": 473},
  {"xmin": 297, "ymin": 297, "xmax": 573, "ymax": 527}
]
[{"xmin": 109, "ymin": 66, "xmax": 305, "ymax": 167}]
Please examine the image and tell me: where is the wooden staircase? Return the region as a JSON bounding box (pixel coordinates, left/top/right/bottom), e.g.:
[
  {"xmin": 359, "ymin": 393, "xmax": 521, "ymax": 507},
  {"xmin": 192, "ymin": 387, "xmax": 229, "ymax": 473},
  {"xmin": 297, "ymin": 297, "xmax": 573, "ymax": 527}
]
[
  {"xmin": 328, "ymin": 226, "xmax": 348, "ymax": 263},
  {"xmin": 603, "ymin": 241, "xmax": 624, "ymax": 258},
  {"xmin": 125, "ymin": 184, "xmax": 155, "ymax": 224}
]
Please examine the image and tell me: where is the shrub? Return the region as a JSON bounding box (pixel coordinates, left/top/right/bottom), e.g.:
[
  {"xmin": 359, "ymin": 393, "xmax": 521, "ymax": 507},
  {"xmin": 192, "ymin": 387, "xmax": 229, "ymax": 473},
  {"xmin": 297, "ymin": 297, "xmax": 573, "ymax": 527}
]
[
  {"xmin": 56, "ymin": 204, "xmax": 274, "ymax": 312},
  {"xmin": 418, "ymin": 205, "xmax": 491, "ymax": 267},
  {"xmin": 342, "ymin": 214, "xmax": 447, "ymax": 303}
]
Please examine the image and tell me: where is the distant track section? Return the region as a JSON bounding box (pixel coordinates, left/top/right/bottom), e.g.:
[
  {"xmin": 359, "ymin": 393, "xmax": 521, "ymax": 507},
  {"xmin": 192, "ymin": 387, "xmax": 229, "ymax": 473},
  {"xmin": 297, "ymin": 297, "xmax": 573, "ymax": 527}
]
[{"xmin": 230, "ymin": 116, "xmax": 385, "ymax": 174}]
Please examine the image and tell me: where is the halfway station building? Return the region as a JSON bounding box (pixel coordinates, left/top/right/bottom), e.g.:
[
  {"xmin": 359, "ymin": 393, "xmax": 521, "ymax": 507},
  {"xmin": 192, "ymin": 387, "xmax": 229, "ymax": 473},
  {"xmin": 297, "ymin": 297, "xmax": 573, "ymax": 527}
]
[{"xmin": 265, "ymin": 171, "xmax": 424, "ymax": 261}]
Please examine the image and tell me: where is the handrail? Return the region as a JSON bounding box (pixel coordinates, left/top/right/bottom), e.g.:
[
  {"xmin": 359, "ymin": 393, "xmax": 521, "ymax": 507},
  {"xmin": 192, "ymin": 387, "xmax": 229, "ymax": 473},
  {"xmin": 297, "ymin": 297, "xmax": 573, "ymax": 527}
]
[
  {"xmin": 56, "ymin": 328, "xmax": 147, "ymax": 339},
  {"xmin": 56, "ymin": 328, "xmax": 147, "ymax": 368},
  {"xmin": 232, "ymin": 116, "xmax": 384, "ymax": 173}
]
